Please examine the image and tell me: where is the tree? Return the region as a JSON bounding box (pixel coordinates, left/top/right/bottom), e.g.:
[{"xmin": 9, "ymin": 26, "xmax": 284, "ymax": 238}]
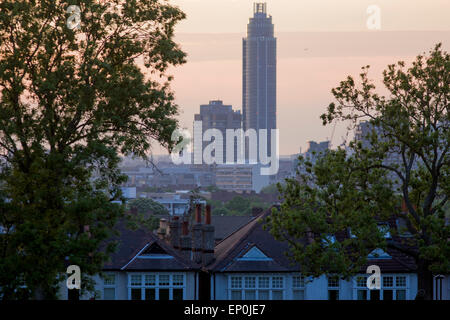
[
  {"xmin": 260, "ymin": 183, "xmax": 280, "ymax": 195},
  {"xmin": 225, "ymin": 196, "xmax": 251, "ymax": 214},
  {"xmin": 267, "ymin": 44, "xmax": 449, "ymax": 300},
  {"xmin": 128, "ymin": 198, "xmax": 169, "ymax": 216},
  {"xmin": 0, "ymin": 0, "xmax": 185, "ymax": 299}
]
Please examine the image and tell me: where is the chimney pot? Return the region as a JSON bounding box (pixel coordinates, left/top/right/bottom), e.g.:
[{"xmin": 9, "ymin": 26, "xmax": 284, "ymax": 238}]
[
  {"xmin": 205, "ymin": 205, "xmax": 212, "ymax": 225},
  {"xmin": 195, "ymin": 204, "xmax": 202, "ymax": 223},
  {"xmin": 182, "ymin": 221, "xmax": 189, "ymax": 236}
]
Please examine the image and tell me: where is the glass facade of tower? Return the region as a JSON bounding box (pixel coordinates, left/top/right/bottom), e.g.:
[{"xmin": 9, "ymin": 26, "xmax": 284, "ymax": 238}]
[{"xmin": 243, "ymin": 3, "xmax": 277, "ymax": 157}]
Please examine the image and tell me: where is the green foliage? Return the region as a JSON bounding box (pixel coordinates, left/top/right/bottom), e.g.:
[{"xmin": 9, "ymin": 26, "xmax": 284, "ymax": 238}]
[
  {"xmin": 260, "ymin": 183, "xmax": 280, "ymax": 195},
  {"xmin": 0, "ymin": 0, "xmax": 185, "ymax": 299},
  {"xmin": 267, "ymin": 44, "xmax": 449, "ymax": 299},
  {"xmin": 209, "ymin": 196, "xmax": 270, "ymax": 216},
  {"xmin": 128, "ymin": 198, "xmax": 169, "ymax": 216},
  {"xmin": 225, "ymin": 196, "xmax": 251, "ymax": 213},
  {"xmin": 126, "ymin": 212, "xmax": 160, "ymax": 232}
]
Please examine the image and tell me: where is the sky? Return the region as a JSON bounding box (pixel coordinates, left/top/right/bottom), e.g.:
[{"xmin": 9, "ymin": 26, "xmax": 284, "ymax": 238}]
[{"xmin": 151, "ymin": 0, "xmax": 450, "ymax": 156}]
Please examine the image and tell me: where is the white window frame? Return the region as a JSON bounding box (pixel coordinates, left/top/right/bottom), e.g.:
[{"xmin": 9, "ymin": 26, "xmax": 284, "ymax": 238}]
[
  {"xmin": 102, "ymin": 273, "xmax": 117, "ymax": 300},
  {"xmin": 127, "ymin": 272, "xmax": 186, "ymax": 300},
  {"xmin": 227, "ymin": 274, "xmax": 286, "ymax": 300},
  {"xmin": 327, "ymin": 276, "xmax": 340, "ymax": 300},
  {"xmin": 353, "ymin": 274, "xmax": 409, "ymax": 300},
  {"xmin": 292, "ymin": 274, "xmax": 306, "ymax": 300}
]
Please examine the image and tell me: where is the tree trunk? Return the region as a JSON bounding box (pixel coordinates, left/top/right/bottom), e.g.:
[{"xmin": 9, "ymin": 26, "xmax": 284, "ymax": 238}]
[{"xmin": 416, "ymin": 260, "xmax": 434, "ymax": 300}]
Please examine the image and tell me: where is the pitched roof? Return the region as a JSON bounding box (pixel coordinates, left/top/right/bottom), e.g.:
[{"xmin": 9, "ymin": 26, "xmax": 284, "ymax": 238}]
[
  {"xmin": 208, "ymin": 209, "xmax": 302, "ymax": 273},
  {"xmin": 210, "ymin": 216, "xmax": 254, "ymax": 241},
  {"xmin": 208, "ymin": 208, "xmax": 417, "ymax": 274},
  {"xmin": 103, "ymin": 222, "xmax": 198, "ymax": 271}
]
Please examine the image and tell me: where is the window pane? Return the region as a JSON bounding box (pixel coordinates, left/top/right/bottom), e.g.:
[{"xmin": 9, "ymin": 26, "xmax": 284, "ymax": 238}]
[
  {"xmin": 145, "ymin": 275, "xmax": 155, "ymax": 286},
  {"xmin": 272, "ymin": 290, "xmax": 283, "ymax": 300},
  {"xmin": 383, "ymin": 290, "xmax": 393, "ymax": 300},
  {"xmin": 231, "ymin": 290, "xmax": 242, "ymax": 300},
  {"xmin": 293, "ymin": 290, "xmax": 305, "ymax": 300},
  {"xmin": 258, "ymin": 290, "xmax": 269, "ymax": 300},
  {"xmin": 272, "ymin": 277, "xmax": 283, "ymax": 289},
  {"xmin": 159, "ymin": 288, "xmax": 169, "ymax": 300},
  {"xmin": 173, "ymin": 275, "xmax": 184, "ymax": 286},
  {"xmin": 231, "ymin": 277, "xmax": 242, "ymax": 289},
  {"xmin": 328, "ymin": 277, "xmax": 339, "ymax": 288},
  {"xmin": 258, "ymin": 277, "xmax": 269, "ymax": 288},
  {"xmin": 145, "ymin": 288, "xmax": 155, "ymax": 300},
  {"xmin": 103, "ymin": 288, "xmax": 115, "ymax": 300},
  {"xmin": 383, "ymin": 276, "xmax": 393, "ymax": 287},
  {"xmin": 357, "ymin": 290, "xmax": 367, "ymax": 300},
  {"xmin": 103, "ymin": 274, "xmax": 115, "ymax": 286},
  {"xmin": 396, "ymin": 276, "xmax": 406, "ymax": 287},
  {"xmin": 245, "ymin": 290, "xmax": 256, "ymax": 300},
  {"xmin": 130, "ymin": 275, "xmax": 141, "ymax": 286},
  {"xmin": 357, "ymin": 276, "xmax": 367, "ymax": 287},
  {"xmin": 293, "ymin": 276, "xmax": 304, "ymax": 288},
  {"xmin": 245, "ymin": 277, "xmax": 256, "ymax": 288},
  {"xmin": 159, "ymin": 275, "xmax": 170, "ymax": 286},
  {"xmin": 173, "ymin": 289, "xmax": 183, "ymax": 301},
  {"xmin": 131, "ymin": 288, "xmax": 142, "ymax": 300},
  {"xmin": 396, "ymin": 290, "xmax": 406, "ymax": 300},
  {"xmin": 328, "ymin": 290, "xmax": 339, "ymax": 300}
]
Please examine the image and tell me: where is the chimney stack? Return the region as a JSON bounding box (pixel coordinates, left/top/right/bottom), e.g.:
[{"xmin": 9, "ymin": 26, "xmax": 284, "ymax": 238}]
[
  {"xmin": 192, "ymin": 204, "xmax": 203, "ymax": 264},
  {"xmin": 180, "ymin": 220, "xmax": 192, "ymax": 260},
  {"xmin": 157, "ymin": 218, "xmax": 168, "ymax": 240},
  {"xmin": 169, "ymin": 216, "xmax": 181, "ymax": 249},
  {"xmin": 202, "ymin": 205, "xmax": 215, "ymax": 266}
]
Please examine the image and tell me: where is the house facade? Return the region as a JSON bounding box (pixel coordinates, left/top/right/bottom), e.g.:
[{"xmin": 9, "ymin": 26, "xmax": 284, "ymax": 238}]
[{"xmin": 59, "ymin": 205, "xmax": 449, "ymax": 300}]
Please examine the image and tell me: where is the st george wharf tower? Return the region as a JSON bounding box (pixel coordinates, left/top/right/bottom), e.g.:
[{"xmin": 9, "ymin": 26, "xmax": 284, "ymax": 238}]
[{"xmin": 243, "ymin": 3, "xmax": 277, "ymax": 159}]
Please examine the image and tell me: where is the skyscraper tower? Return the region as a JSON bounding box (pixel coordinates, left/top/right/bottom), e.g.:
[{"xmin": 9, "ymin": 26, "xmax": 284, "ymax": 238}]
[{"xmin": 243, "ymin": 3, "xmax": 277, "ymax": 158}]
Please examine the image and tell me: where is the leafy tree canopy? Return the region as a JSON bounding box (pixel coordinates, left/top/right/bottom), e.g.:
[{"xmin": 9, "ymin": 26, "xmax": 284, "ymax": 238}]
[
  {"xmin": 128, "ymin": 198, "xmax": 169, "ymax": 216},
  {"xmin": 267, "ymin": 44, "xmax": 449, "ymax": 300},
  {"xmin": 0, "ymin": 0, "xmax": 185, "ymax": 299}
]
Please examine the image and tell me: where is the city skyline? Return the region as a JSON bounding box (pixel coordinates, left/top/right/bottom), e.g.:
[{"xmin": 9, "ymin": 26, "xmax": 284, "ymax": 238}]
[{"xmin": 148, "ymin": 2, "xmax": 450, "ymax": 156}]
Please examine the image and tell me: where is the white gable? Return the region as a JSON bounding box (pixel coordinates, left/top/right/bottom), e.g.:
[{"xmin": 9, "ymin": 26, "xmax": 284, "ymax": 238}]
[
  {"xmin": 368, "ymin": 248, "xmax": 391, "ymax": 259},
  {"xmin": 237, "ymin": 246, "xmax": 273, "ymax": 261}
]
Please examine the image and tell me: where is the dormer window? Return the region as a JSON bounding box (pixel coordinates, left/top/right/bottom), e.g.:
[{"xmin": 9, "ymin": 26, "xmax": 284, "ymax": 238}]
[
  {"xmin": 322, "ymin": 235, "xmax": 337, "ymax": 246},
  {"xmin": 237, "ymin": 246, "xmax": 273, "ymax": 261},
  {"xmin": 377, "ymin": 224, "xmax": 391, "ymax": 239},
  {"xmin": 396, "ymin": 218, "xmax": 413, "ymax": 237},
  {"xmin": 368, "ymin": 248, "xmax": 391, "ymax": 259}
]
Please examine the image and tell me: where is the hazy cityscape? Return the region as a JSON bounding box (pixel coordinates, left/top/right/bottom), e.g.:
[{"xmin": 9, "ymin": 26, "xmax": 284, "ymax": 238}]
[{"xmin": 0, "ymin": 0, "xmax": 448, "ymax": 310}]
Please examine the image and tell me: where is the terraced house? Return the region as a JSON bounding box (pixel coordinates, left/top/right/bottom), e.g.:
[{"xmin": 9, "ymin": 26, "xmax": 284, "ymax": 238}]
[{"xmin": 59, "ymin": 205, "xmax": 450, "ymax": 301}]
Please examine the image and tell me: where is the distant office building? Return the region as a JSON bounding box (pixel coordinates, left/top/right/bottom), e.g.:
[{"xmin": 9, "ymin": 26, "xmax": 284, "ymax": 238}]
[
  {"xmin": 140, "ymin": 193, "xmax": 206, "ymax": 216},
  {"xmin": 194, "ymin": 100, "xmax": 242, "ymax": 163},
  {"xmin": 215, "ymin": 165, "xmax": 253, "ymax": 193},
  {"xmin": 293, "ymin": 141, "xmax": 331, "ymax": 178},
  {"xmin": 121, "ymin": 187, "xmax": 137, "ymax": 200},
  {"xmin": 215, "ymin": 164, "xmax": 270, "ymax": 193},
  {"xmin": 243, "ymin": 3, "xmax": 277, "ymax": 158},
  {"xmin": 305, "ymin": 141, "xmax": 330, "ymax": 158}
]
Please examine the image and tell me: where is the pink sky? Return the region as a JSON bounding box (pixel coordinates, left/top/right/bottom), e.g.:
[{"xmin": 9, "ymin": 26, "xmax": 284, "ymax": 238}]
[{"xmin": 150, "ymin": 1, "xmax": 450, "ymax": 155}]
